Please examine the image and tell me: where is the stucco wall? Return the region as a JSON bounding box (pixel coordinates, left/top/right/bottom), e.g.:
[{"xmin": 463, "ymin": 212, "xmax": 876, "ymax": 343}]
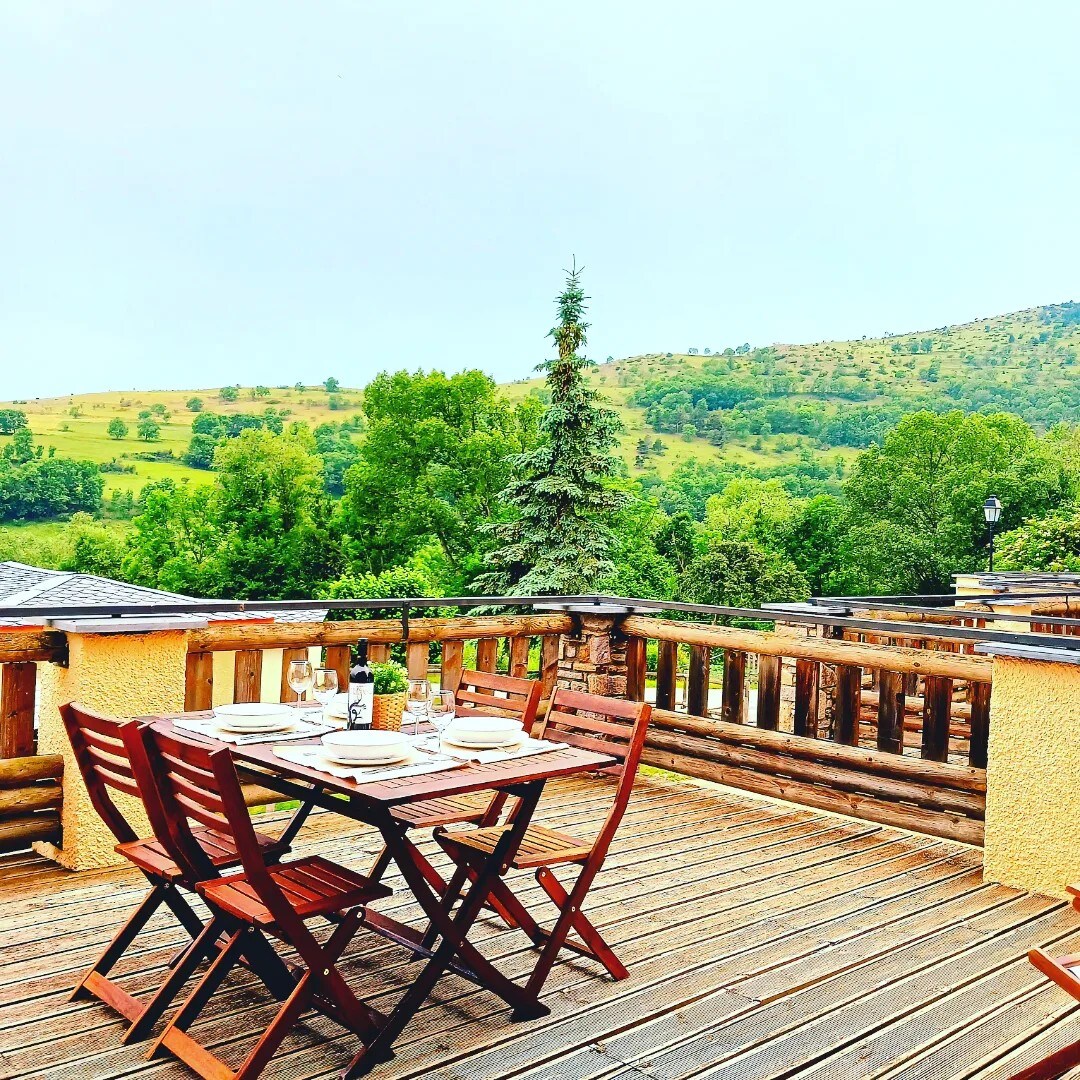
[
  {"xmin": 984, "ymin": 654, "xmax": 1080, "ymax": 898},
  {"xmin": 36, "ymin": 629, "xmax": 188, "ymax": 870}
]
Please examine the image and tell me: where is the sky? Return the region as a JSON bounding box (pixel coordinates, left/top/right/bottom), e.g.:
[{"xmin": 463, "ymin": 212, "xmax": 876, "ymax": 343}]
[{"xmin": 2, "ymin": 1, "xmax": 1079, "ymax": 399}]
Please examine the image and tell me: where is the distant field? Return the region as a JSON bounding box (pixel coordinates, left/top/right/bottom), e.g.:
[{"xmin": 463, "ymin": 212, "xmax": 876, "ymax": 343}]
[{"xmin": 0, "ymin": 384, "xmax": 364, "ymax": 500}]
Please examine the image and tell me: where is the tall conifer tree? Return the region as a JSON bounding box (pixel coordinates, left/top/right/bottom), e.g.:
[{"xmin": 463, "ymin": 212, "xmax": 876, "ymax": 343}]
[{"xmin": 479, "ymin": 264, "xmax": 624, "ymax": 594}]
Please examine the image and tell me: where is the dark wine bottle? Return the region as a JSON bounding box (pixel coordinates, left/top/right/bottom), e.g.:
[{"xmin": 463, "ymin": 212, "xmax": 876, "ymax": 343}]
[{"xmin": 347, "ymin": 639, "xmax": 374, "ymax": 730}]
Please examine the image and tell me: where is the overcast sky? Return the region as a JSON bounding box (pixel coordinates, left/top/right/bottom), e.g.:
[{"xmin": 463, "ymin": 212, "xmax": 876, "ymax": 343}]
[{"xmin": 2, "ymin": 1, "xmax": 1078, "ymax": 399}]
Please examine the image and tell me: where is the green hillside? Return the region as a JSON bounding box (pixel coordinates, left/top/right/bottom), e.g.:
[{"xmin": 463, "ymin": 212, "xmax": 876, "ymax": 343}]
[{"xmin": 3, "ymin": 301, "xmax": 1080, "ymax": 513}]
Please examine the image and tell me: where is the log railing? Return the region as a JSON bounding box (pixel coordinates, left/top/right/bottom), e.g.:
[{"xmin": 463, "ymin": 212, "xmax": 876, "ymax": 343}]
[
  {"xmin": 0, "ymin": 631, "xmax": 62, "ymax": 853},
  {"xmin": 183, "ymin": 614, "xmax": 573, "ymax": 711},
  {"xmin": 621, "ymin": 615, "xmax": 991, "ymax": 845}
]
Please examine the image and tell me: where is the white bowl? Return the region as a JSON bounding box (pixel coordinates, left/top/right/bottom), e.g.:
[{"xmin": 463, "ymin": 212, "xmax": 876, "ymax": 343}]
[
  {"xmin": 321, "ymin": 729, "xmax": 408, "ymax": 764},
  {"xmin": 213, "ymin": 703, "xmax": 294, "ymax": 731},
  {"xmin": 444, "ymin": 715, "xmax": 524, "ymax": 748}
]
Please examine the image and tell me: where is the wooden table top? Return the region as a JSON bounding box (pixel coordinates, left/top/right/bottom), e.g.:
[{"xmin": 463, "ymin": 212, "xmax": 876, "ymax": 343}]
[{"xmin": 151, "ymin": 714, "xmax": 617, "ymax": 808}]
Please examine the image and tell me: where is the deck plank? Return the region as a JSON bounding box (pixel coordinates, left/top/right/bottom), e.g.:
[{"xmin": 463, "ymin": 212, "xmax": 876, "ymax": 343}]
[{"xmin": 0, "ymin": 773, "xmax": 1075, "ymax": 1079}]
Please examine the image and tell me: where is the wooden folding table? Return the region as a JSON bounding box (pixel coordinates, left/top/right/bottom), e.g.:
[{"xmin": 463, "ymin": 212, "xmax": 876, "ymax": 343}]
[{"xmin": 152, "ymin": 716, "xmax": 615, "ymax": 1077}]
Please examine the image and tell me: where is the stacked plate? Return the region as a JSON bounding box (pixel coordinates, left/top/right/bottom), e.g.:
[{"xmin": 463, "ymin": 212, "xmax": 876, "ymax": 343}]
[
  {"xmin": 320, "ymin": 729, "xmax": 411, "ymax": 767},
  {"xmin": 212, "ymin": 702, "xmax": 297, "ymax": 735},
  {"xmin": 442, "ymin": 715, "xmax": 525, "ymax": 751}
]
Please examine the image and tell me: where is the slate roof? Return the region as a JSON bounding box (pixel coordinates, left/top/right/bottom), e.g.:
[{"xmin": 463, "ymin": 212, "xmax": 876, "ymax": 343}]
[{"xmin": 0, "ymin": 562, "xmax": 326, "ymax": 627}]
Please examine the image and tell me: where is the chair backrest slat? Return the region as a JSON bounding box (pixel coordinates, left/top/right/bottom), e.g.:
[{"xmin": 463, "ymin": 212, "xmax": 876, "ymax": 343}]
[
  {"xmin": 536, "ymin": 689, "xmax": 652, "ymax": 861},
  {"xmin": 126, "ymin": 727, "xmax": 240, "ymax": 882},
  {"xmin": 455, "ymin": 670, "xmax": 541, "ymax": 729},
  {"xmin": 60, "ymin": 702, "xmax": 147, "ymax": 845}
]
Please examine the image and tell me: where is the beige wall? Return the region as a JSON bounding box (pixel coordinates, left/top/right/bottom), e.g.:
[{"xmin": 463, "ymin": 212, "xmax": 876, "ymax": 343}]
[
  {"xmin": 984, "ymin": 654, "xmax": 1080, "ymax": 898},
  {"xmin": 35, "ymin": 629, "xmax": 188, "ymax": 870}
]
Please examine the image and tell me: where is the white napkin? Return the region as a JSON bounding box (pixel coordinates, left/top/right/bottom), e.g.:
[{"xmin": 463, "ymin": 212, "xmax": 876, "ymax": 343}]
[
  {"xmin": 173, "ymin": 716, "xmax": 332, "ymax": 746},
  {"xmin": 273, "ymin": 744, "xmax": 465, "ymax": 783}
]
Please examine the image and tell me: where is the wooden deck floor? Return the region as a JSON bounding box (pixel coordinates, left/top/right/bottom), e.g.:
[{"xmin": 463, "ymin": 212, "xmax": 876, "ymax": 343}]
[{"xmin": 2, "ymin": 773, "xmax": 1079, "ymax": 1080}]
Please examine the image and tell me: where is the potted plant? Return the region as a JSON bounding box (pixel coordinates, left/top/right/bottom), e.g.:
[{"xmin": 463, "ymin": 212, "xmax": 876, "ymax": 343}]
[{"xmin": 371, "ymin": 660, "xmax": 408, "ymax": 731}]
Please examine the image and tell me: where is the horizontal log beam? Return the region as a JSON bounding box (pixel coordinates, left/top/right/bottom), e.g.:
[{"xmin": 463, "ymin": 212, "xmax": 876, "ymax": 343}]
[
  {"xmin": 0, "ymin": 754, "xmax": 62, "ymax": 788},
  {"xmin": 188, "ymin": 614, "xmax": 574, "ymax": 653},
  {"xmin": 0, "ymin": 630, "xmax": 64, "ymax": 664},
  {"xmin": 0, "ymin": 783, "xmax": 62, "ymax": 817},
  {"xmin": 0, "ymin": 811, "xmax": 60, "ymax": 853},
  {"xmin": 640, "ymin": 747, "xmax": 984, "ymax": 846},
  {"xmin": 623, "ymin": 615, "xmax": 993, "ymax": 682},
  {"xmin": 648, "ymin": 707, "xmax": 985, "ymax": 792},
  {"xmin": 644, "ymin": 729, "xmax": 984, "ymax": 818}
]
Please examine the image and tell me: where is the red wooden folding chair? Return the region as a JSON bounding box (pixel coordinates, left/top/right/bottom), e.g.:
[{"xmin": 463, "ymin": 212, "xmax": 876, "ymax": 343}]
[
  {"xmin": 436, "ymin": 688, "xmax": 652, "ymax": 998},
  {"xmin": 131, "ymin": 723, "xmax": 391, "ymax": 1080},
  {"xmin": 1014, "ymin": 884, "xmax": 1080, "ymax": 1078},
  {"xmin": 367, "ymin": 669, "xmax": 542, "ymax": 890},
  {"xmin": 59, "ymin": 701, "xmax": 290, "ymax": 1043}
]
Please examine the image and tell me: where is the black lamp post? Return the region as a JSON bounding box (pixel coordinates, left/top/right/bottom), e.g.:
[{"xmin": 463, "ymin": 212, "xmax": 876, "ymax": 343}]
[{"xmin": 984, "ymin": 496, "xmax": 1002, "ymax": 572}]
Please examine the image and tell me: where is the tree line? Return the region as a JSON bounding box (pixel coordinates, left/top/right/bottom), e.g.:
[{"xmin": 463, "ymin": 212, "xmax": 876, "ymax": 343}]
[{"xmin": 7, "ymin": 273, "xmax": 1080, "ymax": 603}]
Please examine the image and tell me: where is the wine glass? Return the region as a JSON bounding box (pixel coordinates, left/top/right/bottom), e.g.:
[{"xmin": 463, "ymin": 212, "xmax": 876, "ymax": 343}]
[
  {"xmin": 311, "ymin": 668, "xmax": 338, "ymax": 713},
  {"xmin": 405, "ymin": 678, "xmax": 431, "ymax": 736},
  {"xmin": 429, "ymin": 690, "xmax": 456, "ymax": 739},
  {"xmin": 287, "ymin": 660, "xmax": 314, "ymax": 707}
]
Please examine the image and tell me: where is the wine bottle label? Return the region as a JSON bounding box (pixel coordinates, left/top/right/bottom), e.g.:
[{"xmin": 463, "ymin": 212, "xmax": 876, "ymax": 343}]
[{"xmin": 348, "ymin": 683, "xmax": 374, "ymax": 729}]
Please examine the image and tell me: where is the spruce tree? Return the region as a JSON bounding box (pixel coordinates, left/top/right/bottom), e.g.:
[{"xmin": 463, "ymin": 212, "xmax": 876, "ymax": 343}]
[{"xmin": 478, "ymin": 264, "xmax": 624, "ymax": 595}]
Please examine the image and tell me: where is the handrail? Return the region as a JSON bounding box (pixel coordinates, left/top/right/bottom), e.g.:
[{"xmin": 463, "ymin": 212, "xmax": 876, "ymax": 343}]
[{"xmin": 4, "ymin": 591, "xmax": 1080, "ymax": 652}]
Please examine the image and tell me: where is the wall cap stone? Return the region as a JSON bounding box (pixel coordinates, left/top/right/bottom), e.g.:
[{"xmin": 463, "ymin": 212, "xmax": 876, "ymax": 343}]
[
  {"xmin": 975, "ymin": 642, "xmax": 1080, "ymax": 666},
  {"xmin": 50, "ymin": 617, "xmax": 209, "ymax": 634}
]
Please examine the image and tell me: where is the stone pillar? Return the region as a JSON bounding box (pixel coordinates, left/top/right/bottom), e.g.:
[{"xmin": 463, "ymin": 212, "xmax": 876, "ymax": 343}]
[
  {"xmin": 556, "ymin": 610, "xmax": 631, "ymax": 699},
  {"xmin": 983, "ymin": 649, "xmax": 1080, "ymax": 898},
  {"xmin": 34, "ymin": 623, "xmax": 190, "ymax": 870}
]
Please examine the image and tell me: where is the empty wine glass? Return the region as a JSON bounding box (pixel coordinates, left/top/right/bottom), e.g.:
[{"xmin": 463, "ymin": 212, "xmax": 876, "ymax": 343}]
[
  {"xmin": 287, "ymin": 660, "xmax": 314, "ymax": 707},
  {"xmin": 311, "ymin": 667, "xmax": 338, "ymax": 708},
  {"xmin": 405, "ymin": 678, "xmax": 431, "ymax": 736},
  {"xmin": 429, "ymin": 690, "xmax": 456, "ymax": 736}
]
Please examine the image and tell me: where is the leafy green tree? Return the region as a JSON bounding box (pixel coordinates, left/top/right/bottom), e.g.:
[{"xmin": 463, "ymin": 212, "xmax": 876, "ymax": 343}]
[
  {"xmin": 323, "ymin": 377, "xmax": 340, "ymax": 393},
  {"xmin": 338, "ymin": 369, "xmax": 540, "ymax": 587},
  {"xmin": 182, "ymin": 433, "xmax": 219, "ymax": 469},
  {"xmin": 219, "ymin": 386, "xmax": 239, "ymax": 403},
  {"xmin": 107, "ymin": 417, "xmax": 128, "ymax": 440},
  {"xmin": 192, "ymin": 412, "xmax": 226, "ymax": 437},
  {"xmin": 678, "ymin": 538, "xmax": 808, "ymax": 608},
  {"xmin": 150, "ymin": 402, "xmax": 169, "ymax": 417},
  {"xmin": 0, "ymin": 409, "xmax": 28, "ymax": 435},
  {"xmin": 137, "ymin": 418, "xmax": 161, "ymax": 442},
  {"xmin": 3, "ymin": 428, "xmax": 35, "ymax": 464},
  {"xmin": 186, "ymin": 397, "xmax": 204, "ymax": 412},
  {"xmin": 122, "ymin": 431, "xmax": 339, "ymax": 597},
  {"xmin": 843, "ymin": 410, "xmax": 1066, "ymax": 591},
  {"xmin": 996, "ymin": 508, "xmax": 1080, "ymax": 572},
  {"xmin": 477, "ymin": 265, "xmax": 624, "ymax": 595},
  {"xmin": 701, "ymin": 477, "xmax": 798, "ymax": 552},
  {"xmin": 784, "ymin": 494, "xmax": 849, "ymax": 595},
  {"xmin": 253, "ymin": 385, "xmax": 270, "ymax": 398}
]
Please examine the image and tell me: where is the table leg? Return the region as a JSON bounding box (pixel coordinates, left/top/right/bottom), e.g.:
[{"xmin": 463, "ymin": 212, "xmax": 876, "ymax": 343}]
[{"xmin": 343, "ymin": 781, "xmax": 550, "ymax": 1078}]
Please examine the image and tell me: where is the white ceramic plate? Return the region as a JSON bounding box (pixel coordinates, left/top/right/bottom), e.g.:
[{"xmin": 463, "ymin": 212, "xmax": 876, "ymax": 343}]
[
  {"xmin": 214, "ymin": 703, "xmax": 292, "ymax": 719},
  {"xmin": 321, "ymin": 748, "xmax": 412, "ymax": 768},
  {"xmin": 442, "ymin": 732, "xmax": 525, "ymax": 752},
  {"xmin": 216, "ymin": 717, "xmax": 296, "ymax": 734}
]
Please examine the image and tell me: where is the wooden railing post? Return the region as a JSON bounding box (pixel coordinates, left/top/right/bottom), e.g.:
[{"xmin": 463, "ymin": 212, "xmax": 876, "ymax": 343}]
[
  {"xmin": 834, "ymin": 664, "xmax": 862, "ymax": 745},
  {"xmin": 793, "ymin": 659, "xmax": 819, "ymax": 738},
  {"xmin": 0, "ymin": 662, "xmax": 37, "ymax": 758},
  {"xmin": 921, "ymin": 675, "xmax": 953, "ymax": 762},
  {"xmin": 721, "ymin": 650, "xmax": 746, "ymax": 724},
  {"xmin": 687, "ymin": 645, "xmax": 710, "ymax": 717},
  {"xmin": 756, "ymin": 654, "xmax": 782, "ymax": 731},
  {"xmin": 876, "ymin": 669, "xmax": 906, "ymax": 754},
  {"xmin": 655, "ymin": 640, "xmax": 677, "ymax": 711}
]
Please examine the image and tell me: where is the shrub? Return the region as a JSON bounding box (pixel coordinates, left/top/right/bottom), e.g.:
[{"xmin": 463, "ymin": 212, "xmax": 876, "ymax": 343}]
[{"xmin": 371, "ymin": 661, "xmax": 408, "ymax": 696}]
